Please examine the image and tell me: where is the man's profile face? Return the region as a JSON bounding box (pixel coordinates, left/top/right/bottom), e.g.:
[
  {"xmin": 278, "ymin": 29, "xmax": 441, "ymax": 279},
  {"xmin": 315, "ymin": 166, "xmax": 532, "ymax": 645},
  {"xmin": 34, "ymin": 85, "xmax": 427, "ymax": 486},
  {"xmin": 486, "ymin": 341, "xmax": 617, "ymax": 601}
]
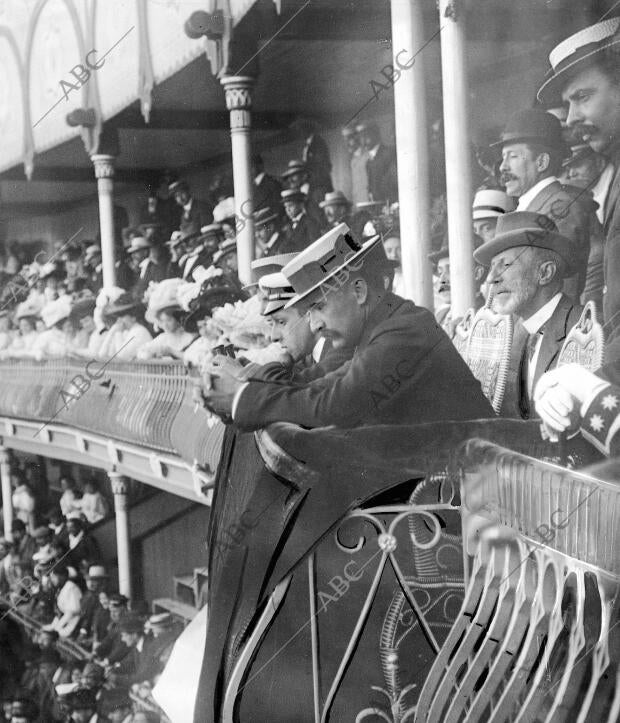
[
  {"xmin": 473, "ymin": 218, "xmax": 498, "ymax": 244},
  {"xmin": 255, "ymin": 224, "xmax": 271, "ymax": 246},
  {"xmin": 383, "ymin": 237, "xmax": 401, "ymax": 262},
  {"xmin": 486, "ymin": 246, "xmax": 540, "ymax": 317},
  {"xmin": 562, "ymin": 65, "xmax": 620, "ymax": 154},
  {"xmin": 324, "ymin": 203, "xmax": 348, "ymax": 225},
  {"xmin": 269, "ymin": 307, "xmax": 314, "ymax": 362},
  {"xmin": 500, "ymin": 143, "xmax": 543, "ymax": 198},
  {"xmin": 434, "ymin": 257, "xmax": 451, "ymax": 302},
  {"xmin": 564, "ymin": 155, "xmax": 603, "ymax": 189},
  {"xmin": 307, "ymin": 283, "xmax": 364, "ymax": 349}
]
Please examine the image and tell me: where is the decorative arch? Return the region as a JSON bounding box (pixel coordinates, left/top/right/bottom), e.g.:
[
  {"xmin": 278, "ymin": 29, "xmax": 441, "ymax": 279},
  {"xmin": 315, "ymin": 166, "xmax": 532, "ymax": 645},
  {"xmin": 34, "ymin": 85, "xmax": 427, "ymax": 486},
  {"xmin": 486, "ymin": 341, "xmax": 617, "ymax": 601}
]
[{"xmin": 0, "ymin": 26, "xmax": 31, "ymax": 177}]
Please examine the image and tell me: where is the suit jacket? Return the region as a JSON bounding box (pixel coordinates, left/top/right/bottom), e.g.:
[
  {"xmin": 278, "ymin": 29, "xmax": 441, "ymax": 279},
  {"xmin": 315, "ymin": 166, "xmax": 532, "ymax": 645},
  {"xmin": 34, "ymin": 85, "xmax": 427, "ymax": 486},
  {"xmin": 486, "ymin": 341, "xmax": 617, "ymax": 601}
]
[
  {"xmin": 254, "ymin": 174, "xmax": 283, "ymax": 214},
  {"xmin": 235, "ymin": 292, "xmax": 494, "ymax": 429},
  {"xmin": 500, "ymin": 294, "xmax": 583, "ymax": 419},
  {"xmin": 260, "ymin": 231, "xmax": 290, "ymax": 258},
  {"xmin": 302, "ymin": 134, "xmax": 333, "ymax": 191},
  {"xmin": 133, "ymin": 259, "xmax": 169, "ymax": 300},
  {"xmin": 602, "ymin": 146, "xmax": 620, "ymax": 340},
  {"xmin": 524, "ymin": 179, "xmax": 597, "ymax": 300},
  {"xmin": 283, "ymin": 212, "xmax": 323, "ymax": 253},
  {"xmin": 252, "ymin": 340, "xmax": 353, "ymax": 385},
  {"xmin": 367, "ymin": 144, "xmax": 398, "ymax": 203},
  {"xmin": 180, "ymin": 198, "xmax": 213, "ymax": 233},
  {"xmin": 182, "ymin": 249, "xmax": 214, "ymax": 281}
]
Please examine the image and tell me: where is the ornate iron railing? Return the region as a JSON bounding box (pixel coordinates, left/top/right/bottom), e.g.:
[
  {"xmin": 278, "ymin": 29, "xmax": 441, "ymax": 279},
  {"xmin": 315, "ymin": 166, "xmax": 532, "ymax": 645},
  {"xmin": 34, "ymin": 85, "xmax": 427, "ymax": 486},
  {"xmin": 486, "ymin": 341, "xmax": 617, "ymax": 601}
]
[{"xmin": 0, "ymin": 358, "xmax": 224, "ymax": 469}]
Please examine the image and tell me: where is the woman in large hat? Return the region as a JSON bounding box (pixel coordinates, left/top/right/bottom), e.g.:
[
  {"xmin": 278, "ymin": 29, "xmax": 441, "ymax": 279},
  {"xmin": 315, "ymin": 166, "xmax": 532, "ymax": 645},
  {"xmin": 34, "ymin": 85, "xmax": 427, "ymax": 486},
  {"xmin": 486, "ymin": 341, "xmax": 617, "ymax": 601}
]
[
  {"xmin": 0, "ymin": 300, "xmax": 41, "ymax": 358},
  {"xmin": 137, "ymin": 279, "xmax": 197, "ymax": 360},
  {"xmin": 96, "ymin": 291, "xmax": 152, "ymax": 362},
  {"xmin": 27, "ymin": 296, "xmax": 76, "ymax": 360}
]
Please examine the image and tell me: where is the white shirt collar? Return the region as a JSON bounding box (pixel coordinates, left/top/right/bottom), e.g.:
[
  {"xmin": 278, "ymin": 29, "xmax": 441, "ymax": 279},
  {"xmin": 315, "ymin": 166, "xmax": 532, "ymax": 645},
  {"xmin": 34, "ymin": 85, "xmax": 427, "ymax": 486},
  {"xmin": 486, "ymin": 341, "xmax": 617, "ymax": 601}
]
[
  {"xmin": 522, "ymin": 292, "xmax": 563, "ymax": 334},
  {"xmin": 254, "ymin": 172, "xmax": 265, "ymax": 185},
  {"xmin": 516, "ymin": 176, "xmax": 557, "ymax": 210},
  {"xmin": 312, "ymin": 337, "xmax": 325, "ymax": 363},
  {"xmin": 592, "ymin": 162, "xmax": 615, "ymax": 224},
  {"xmin": 183, "ymin": 198, "xmax": 193, "ymax": 212},
  {"xmin": 368, "ymin": 144, "xmax": 380, "ymax": 160},
  {"xmin": 265, "ymin": 231, "xmax": 280, "ymax": 250}
]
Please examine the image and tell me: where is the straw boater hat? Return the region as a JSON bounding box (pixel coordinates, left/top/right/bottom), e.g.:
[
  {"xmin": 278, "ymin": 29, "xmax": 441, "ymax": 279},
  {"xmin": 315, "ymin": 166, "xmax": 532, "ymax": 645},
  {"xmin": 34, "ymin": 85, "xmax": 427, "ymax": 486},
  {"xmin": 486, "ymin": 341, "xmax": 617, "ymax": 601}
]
[
  {"xmin": 86, "ymin": 565, "xmax": 109, "ymax": 580},
  {"xmin": 473, "ymin": 211, "xmax": 579, "ymax": 273},
  {"xmin": 320, "ymin": 190, "xmax": 352, "ymax": 209},
  {"xmin": 282, "ymin": 222, "xmax": 382, "ymax": 309},
  {"xmin": 41, "ymin": 296, "xmax": 73, "ymax": 329},
  {"xmin": 197, "ymin": 223, "xmax": 225, "ymax": 248},
  {"xmin": 259, "ymin": 272, "xmax": 296, "ymax": 316},
  {"xmin": 537, "ymin": 17, "xmax": 620, "ymax": 104},
  {"xmin": 253, "ymin": 207, "xmax": 280, "ymax": 227},
  {"xmin": 281, "ymin": 159, "xmax": 307, "ymax": 179},
  {"xmin": 472, "ymin": 189, "xmax": 514, "ymax": 221},
  {"xmin": 281, "ymin": 188, "xmax": 306, "ymax": 203}
]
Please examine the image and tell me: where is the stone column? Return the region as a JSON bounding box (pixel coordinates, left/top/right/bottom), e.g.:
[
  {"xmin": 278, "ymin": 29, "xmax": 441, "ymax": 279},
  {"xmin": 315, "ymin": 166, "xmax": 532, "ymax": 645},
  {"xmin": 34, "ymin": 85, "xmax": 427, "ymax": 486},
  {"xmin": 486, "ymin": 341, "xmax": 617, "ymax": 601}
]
[
  {"xmin": 109, "ymin": 472, "xmax": 132, "ymax": 599},
  {"xmin": 439, "ymin": 0, "xmax": 476, "ymax": 316},
  {"xmin": 92, "ymin": 154, "xmax": 117, "ymax": 288},
  {"xmin": 220, "ymin": 76, "xmax": 255, "ymax": 286},
  {"xmin": 390, "ymin": 0, "xmax": 433, "ymax": 307},
  {"xmin": 0, "ymin": 448, "xmax": 12, "ymax": 540}
]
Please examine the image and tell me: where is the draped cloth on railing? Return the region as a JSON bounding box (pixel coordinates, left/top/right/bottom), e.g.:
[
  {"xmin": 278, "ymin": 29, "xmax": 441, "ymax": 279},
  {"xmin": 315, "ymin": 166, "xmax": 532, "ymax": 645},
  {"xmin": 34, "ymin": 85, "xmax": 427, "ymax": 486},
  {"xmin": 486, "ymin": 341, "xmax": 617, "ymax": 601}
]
[
  {"xmin": 193, "ymin": 418, "xmax": 603, "ymax": 722},
  {"xmin": 0, "ymin": 359, "xmax": 225, "ymax": 471}
]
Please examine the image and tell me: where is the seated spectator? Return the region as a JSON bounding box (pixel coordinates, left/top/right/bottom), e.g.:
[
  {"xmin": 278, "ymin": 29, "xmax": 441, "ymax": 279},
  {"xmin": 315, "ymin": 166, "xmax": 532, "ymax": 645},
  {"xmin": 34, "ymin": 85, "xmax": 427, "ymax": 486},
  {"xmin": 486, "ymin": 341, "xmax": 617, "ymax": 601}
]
[
  {"xmin": 472, "ymin": 188, "xmax": 513, "ymax": 244},
  {"xmin": 474, "ymin": 211, "xmax": 583, "ymax": 419},
  {"xmin": 0, "ymin": 301, "xmax": 40, "ymax": 358},
  {"xmin": 169, "ymin": 178, "xmax": 213, "ymax": 233},
  {"xmin": 11, "ymin": 477, "xmax": 35, "ymax": 531},
  {"xmin": 77, "ymin": 565, "xmax": 109, "ymax": 642},
  {"xmin": 382, "ymin": 234, "xmax": 404, "ymax": 297},
  {"xmin": 46, "ymin": 507, "xmax": 69, "ymax": 546},
  {"xmin": 139, "ymin": 281, "xmax": 197, "ymax": 360},
  {"xmin": 212, "ymin": 238, "xmax": 239, "ymax": 278},
  {"xmin": 70, "ymin": 296, "xmax": 99, "ymax": 354},
  {"xmin": 66, "ymin": 512, "xmax": 101, "ymax": 570},
  {"xmin": 108, "ymin": 615, "xmax": 146, "ymax": 687},
  {"xmin": 281, "ymin": 189, "xmax": 322, "ymax": 253},
  {"xmin": 0, "ymin": 310, "xmax": 12, "ymax": 351},
  {"xmin": 128, "ymin": 236, "xmax": 170, "ymax": 302},
  {"xmin": 253, "ymin": 207, "xmax": 287, "ymax": 258},
  {"xmin": 94, "ymin": 593, "xmax": 129, "ymax": 663},
  {"xmin": 48, "ymin": 563, "xmax": 82, "ymax": 638},
  {"xmin": 29, "ymin": 296, "xmax": 76, "ymax": 359},
  {"xmin": 10, "ymin": 520, "xmax": 35, "ymax": 565},
  {"xmin": 77, "ymin": 479, "xmax": 109, "ymax": 524},
  {"xmin": 39, "ymin": 262, "xmax": 63, "ymax": 303},
  {"xmin": 84, "ymin": 244, "xmax": 103, "ymax": 290},
  {"xmin": 165, "ymin": 230, "xmax": 189, "ymax": 279},
  {"xmin": 59, "ymin": 475, "xmax": 81, "ymax": 518},
  {"xmin": 97, "ymin": 293, "xmax": 153, "ymax": 362},
  {"xmin": 319, "ymin": 190, "xmax": 370, "ymax": 240},
  {"xmin": 494, "ymin": 108, "xmax": 597, "ymax": 302},
  {"xmin": 183, "ymin": 224, "xmax": 222, "ymax": 281},
  {"xmin": 31, "ymin": 526, "xmax": 53, "ymax": 563}
]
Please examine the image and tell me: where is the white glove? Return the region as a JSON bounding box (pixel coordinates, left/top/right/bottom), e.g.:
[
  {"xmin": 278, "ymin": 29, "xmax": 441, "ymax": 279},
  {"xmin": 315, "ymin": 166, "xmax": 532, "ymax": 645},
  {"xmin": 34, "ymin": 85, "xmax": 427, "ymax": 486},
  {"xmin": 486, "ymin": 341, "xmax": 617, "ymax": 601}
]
[{"xmin": 534, "ymin": 364, "xmax": 609, "ymax": 438}]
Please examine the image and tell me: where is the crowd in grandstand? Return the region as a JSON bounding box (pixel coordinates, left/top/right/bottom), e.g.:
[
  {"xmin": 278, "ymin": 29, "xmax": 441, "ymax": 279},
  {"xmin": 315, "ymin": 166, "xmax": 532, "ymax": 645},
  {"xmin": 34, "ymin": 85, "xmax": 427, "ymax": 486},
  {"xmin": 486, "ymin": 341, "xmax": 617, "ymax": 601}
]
[{"xmin": 1, "ymin": 13, "xmax": 620, "ymax": 721}]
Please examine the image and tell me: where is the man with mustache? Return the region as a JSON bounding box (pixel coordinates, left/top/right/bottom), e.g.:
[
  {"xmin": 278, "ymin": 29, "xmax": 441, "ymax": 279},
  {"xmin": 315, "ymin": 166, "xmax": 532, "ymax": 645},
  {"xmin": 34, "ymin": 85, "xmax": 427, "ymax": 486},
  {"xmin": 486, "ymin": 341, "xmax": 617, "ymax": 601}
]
[
  {"xmin": 537, "ymin": 17, "xmax": 620, "ymax": 342},
  {"xmin": 494, "ymin": 108, "xmax": 596, "ymax": 302},
  {"xmin": 475, "ymin": 211, "xmax": 582, "ymax": 419}
]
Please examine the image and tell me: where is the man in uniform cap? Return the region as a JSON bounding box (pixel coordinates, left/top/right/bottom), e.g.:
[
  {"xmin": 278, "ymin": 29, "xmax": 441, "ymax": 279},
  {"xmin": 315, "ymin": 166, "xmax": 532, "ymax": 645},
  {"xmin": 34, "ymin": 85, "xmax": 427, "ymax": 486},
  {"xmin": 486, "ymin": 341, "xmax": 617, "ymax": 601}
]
[
  {"xmin": 494, "ymin": 108, "xmax": 596, "ymax": 300},
  {"xmin": 538, "ymin": 17, "xmax": 620, "ymax": 340},
  {"xmin": 202, "ymin": 223, "xmax": 493, "ymax": 428},
  {"xmin": 169, "ymin": 178, "xmax": 213, "ymax": 233},
  {"xmin": 281, "ymin": 188, "xmax": 323, "ymax": 253},
  {"xmin": 475, "ymin": 211, "xmax": 583, "ymax": 419}
]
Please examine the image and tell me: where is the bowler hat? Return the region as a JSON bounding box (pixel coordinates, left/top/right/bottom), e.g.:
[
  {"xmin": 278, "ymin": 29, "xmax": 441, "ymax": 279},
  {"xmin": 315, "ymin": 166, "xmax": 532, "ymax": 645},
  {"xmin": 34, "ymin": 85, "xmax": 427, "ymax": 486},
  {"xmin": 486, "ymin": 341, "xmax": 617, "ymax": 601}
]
[
  {"xmin": 491, "ymin": 109, "xmax": 567, "ymax": 152},
  {"xmin": 320, "ymin": 190, "xmax": 352, "ymax": 208},
  {"xmin": 537, "ymin": 18, "xmax": 620, "ymax": 104},
  {"xmin": 119, "ymin": 615, "xmax": 145, "ymax": 634},
  {"xmin": 281, "ymin": 159, "xmax": 307, "ymax": 179},
  {"xmin": 282, "ymin": 223, "xmax": 382, "ymax": 309},
  {"xmin": 473, "ymin": 211, "xmax": 578, "ymax": 273},
  {"xmin": 281, "ymin": 188, "xmax": 306, "ymax": 203},
  {"xmin": 253, "ymin": 207, "xmax": 280, "ymax": 226}
]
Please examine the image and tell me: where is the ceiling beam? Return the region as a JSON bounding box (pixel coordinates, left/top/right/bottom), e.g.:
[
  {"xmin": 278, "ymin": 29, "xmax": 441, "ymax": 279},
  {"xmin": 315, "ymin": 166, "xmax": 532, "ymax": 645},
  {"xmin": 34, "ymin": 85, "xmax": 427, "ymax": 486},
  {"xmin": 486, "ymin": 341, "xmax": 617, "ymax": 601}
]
[{"xmin": 114, "ymin": 107, "xmax": 297, "ymax": 131}]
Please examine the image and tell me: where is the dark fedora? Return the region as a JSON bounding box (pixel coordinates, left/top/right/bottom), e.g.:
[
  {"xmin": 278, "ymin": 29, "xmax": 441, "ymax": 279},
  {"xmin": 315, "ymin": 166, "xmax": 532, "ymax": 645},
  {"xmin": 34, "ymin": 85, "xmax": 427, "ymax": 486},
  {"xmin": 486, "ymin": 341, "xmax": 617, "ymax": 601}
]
[
  {"xmin": 490, "ymin": 109, "xmax": 567, "ymax": 152},
  {"xmin": 537, "ymin": 18, "xmax": 620, "ymax": 104},
  {"xmin": 473, "ymin": 211, "xmax": 578, "ymax": 273},
  {"xmin": 253, "ymin": 207, "xmax": 280, "ymax": 226}
]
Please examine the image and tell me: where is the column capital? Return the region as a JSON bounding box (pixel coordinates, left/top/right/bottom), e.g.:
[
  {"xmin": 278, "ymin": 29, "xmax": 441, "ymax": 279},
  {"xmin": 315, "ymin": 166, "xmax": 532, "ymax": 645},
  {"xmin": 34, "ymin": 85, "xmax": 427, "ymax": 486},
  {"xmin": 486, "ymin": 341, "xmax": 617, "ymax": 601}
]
[
  {"xmin": 91, "ymin": 154, "xmax": 116, "ymax": 179},
  {"xmin": 220, "ymin": 75, "xmax": 255, "ymax": 112},
  {"xmin": 109, "ymin": 472, "xmax": 127, "ymax": 496}
]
